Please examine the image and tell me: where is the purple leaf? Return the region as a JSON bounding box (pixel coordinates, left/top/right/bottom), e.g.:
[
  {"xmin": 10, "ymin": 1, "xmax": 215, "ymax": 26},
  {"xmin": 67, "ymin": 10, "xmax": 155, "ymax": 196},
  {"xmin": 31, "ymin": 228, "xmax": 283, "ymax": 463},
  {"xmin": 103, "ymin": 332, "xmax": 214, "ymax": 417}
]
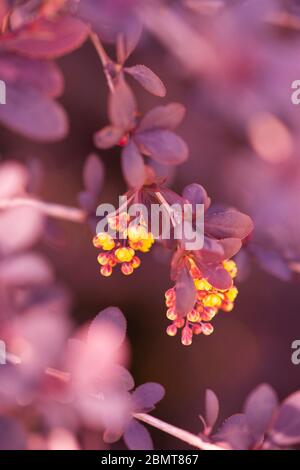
[
  {"xmin": 0, "ymin": 83, "xmax": 68, "ymax": 141},
  {"xmin": 0, "ymin": 54, "xmax": 63, "ymax": 97},
  {"xmin": 202, "ymin": 265, "xmax": 233, "ymax": 290},
  {"xmin": 94, "ymin": 126, "xmax": 124, "ymax": 149},
  {"xmin": 182, "ymin": 183, "xmax": 211, "ymax": 211},
  {"xmin": 83, "ymin": 154, "xmax": 104, "ymax": 194},
  {"xmin": 132, "ymin": 383, "xmax": 165, "ymax": 412},
  {"xmin": 2, "ymin": 17, "xmax": 89, "ymax": 59},
  {"xmin": 88, "ymin": 307, "xmax": 127, "ymax": 350},
  {"xmin": 135, "ymin": 129, "xmax": 188, "ymax": 165},
  {"xmin": 175, "ymin": 266, "xmax": 196, "ymax": 316},
  {"xmin": 244, "ymin": 384, "xmax": 278, "ymax": 439},
  {"xmin": 272, "ymin": 391, "xmax": 300, "ymax": 446},
  {"xmin": 250, "ymin": 245, "xmax": 292, "ymax": 282},
  {"xmin": 123, "ymin": 419, "xmax": 153, "ymax": 450},
  {"xmin": 0, "ymin": 417, "xmax": 26, "ymax": 450},
  {"xmin": 138, "ymin": 103, "xmax": 186, "ymax": 132},
  {"xmin": 214, "ymin": 414, "xmax": 254, "ymax": 450},
  {"xmin": 219, "ymin": 238, "xmax": 242, "ymax": 259},
  {"xmin": 116, "ymin": 21, "xmax": 143, "ymax": 63},
  {"xmin": 125, "ymin": 65, "xmax": 166, "ymax": 97},
  {"xmin": 121, "ymin": 140, "xmax": 145, "ymax": 188},
  {"xmin": 0, "ymin": 253, "xmax": 54, "ymax": 286},
  {"xmin": 205, "ymin": 389, "xmax": 220, "ymax": 431},
  {"xmin": 77, "ymin": 191, "xmax": 97, "ymax": 213},
  {"xmin": 205, "ymin": 209, "xmax": 254, "ymax": 240},
  {"xmin": 108, "ymin": 74, "xmax": 137, "ymax": 129}
]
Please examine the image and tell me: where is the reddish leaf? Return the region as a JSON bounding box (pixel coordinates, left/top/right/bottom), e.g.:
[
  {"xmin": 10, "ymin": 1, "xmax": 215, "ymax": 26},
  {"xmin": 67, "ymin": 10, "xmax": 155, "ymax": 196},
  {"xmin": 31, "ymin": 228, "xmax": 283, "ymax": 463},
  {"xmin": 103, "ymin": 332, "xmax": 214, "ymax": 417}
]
[
  {"xmin": 88, "ymin": 307, "xmax": 127, "ymax": 350},
  {"xmin": 138, "ymin": 103, "xmax": 186, "ymax": 132},
  {"xmin": 135, "ymin": 129, "xmax": 188, "ymax": 165},
  {"xmin": 0, "ymin": 417, "xmax": 26, "ymax": 450},
  {"xmin": 182, "ymin": 183, "xmax": 211, "ymax": 211},
  {"xmin": 2, "ymin": 17, "xmax": 89, "ymax": 59},
  {"xmin": 0, "ymin": 83, "xmax": 68, "ymax": 141},
  {"xmin": 0, "ymin": 54, "xmax": 63, "ymax": 97},
  {"xmin": 214, "ymin": 414, "xmax": 253, "ymax": 450},
  {"xmin": 83, "ymin": 154, "xmax": 104, "ymax": 194},
  {"xmin": 108, "ymin": 75, "xmax": 137, "ymax": 129},
  {"xmin": 116, "ymin": 21, "xmax": 143, "ymax": 63},
  {"xmin": 205, "ymin": 389, "xmax": 220, "ymax": 431},
  {"xmin": 205, "ymin": 209, "xmax": 254, "ymax": 240},
  {"xmin": 219, "ymin": 238, "xmax": 242, "ymax": 259},
  {"xmin": 123, "ymin": 419, "xmax": 153, "ymax": 450},
  {"xmin": 132, "ymin": 383, "xmax": 165, "ymax": 412},
  {"xmin": 175, "ymin": 266, "xmax": 196, "ymax": 316},
  {"xmin": 125, "ymin": 65, "xmax": 166, "ymax": 97},
  {"xmin": 272, "ymin": 391, "xmax": 300, "ymax": 446},
  {"xmin": 0, "ymin": 253, "xmax": 54, "ymax": 286},
  {"xmin": 244, "ymin": 384, "xmax": 278, "ymax": 439},
  {"xmin": 94, "ymin": 126, "xmax": 124, "ymax": 149},
  {"xmin": 121, "ymin": 140, "xmax": 145, "ymax": 188},
  {"xmin": 202, "ymin": 265, "xmax": 233, "ymax": 290}
]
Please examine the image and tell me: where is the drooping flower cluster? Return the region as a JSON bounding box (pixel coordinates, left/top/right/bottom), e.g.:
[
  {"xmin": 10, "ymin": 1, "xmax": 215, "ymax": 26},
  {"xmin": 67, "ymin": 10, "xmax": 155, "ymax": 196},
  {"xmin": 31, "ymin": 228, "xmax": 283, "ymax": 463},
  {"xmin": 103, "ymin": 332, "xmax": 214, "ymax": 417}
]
[
  {"xmin": 93, "ymin": 212, "xmax": 154, "ymax": 277},
  {"xmin": 165, "ymin": 259, "xmax": 238, "ymax": 346}
]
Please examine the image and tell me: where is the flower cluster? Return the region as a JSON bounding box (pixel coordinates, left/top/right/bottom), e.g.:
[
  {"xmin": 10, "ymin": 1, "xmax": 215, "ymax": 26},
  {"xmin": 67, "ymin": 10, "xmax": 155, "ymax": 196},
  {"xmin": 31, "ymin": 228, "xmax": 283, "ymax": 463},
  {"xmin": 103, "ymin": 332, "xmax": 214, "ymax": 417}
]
[
  {"xmin": 93, "ymin": 212, "xmax": 154, "ymax": 277},
  {"xmin": 165, "ymin": 259, "xmax": 238, "ymax": 346}
]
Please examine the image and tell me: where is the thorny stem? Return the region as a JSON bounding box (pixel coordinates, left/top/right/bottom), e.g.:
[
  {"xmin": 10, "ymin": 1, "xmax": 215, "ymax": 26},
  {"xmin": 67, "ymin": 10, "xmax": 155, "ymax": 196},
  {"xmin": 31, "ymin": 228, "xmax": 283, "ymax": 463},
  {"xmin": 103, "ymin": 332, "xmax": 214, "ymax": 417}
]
[
  {"xmin": 89, "ymin": 30, "xmax": 115, "ymax": 93},
  {"xmin": 134, "ymin": 413, "xmax": 226, "ymax": 451},
  {"xmin": 0, "ymin": 198, "xmax": 86, "ymax": 223}
]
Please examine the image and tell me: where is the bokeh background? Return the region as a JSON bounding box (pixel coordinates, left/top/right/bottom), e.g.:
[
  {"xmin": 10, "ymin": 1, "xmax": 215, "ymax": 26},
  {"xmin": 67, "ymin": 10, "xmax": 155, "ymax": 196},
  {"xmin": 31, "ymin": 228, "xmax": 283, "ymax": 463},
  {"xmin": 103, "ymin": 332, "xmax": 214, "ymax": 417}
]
[{"xmin": 1, "ymin": 0, "xmax": 300, "ymax": 449}]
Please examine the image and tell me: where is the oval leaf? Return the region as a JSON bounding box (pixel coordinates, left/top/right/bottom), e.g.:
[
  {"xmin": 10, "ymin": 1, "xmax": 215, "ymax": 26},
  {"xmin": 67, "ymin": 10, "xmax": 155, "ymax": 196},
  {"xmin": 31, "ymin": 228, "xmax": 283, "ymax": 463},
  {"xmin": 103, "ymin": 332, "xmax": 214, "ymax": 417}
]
[
  {"xmin": 94, "ymin": 126, "xmax": 124, "ymax": 149},
  {"xmin": 123, "ymin": 419, "xmax": 153, "ymax": 450},
  {"xmin": 121, "ymin": 140, "xmax": 145, "ymax": 188},
  {"xmin": 244, "ymin": 384, "xmax": 278, "ymax": 439},
  {"xmin": 125, "ymin": 65, "xmax": 166, "ymax": 97},
  {"xmin": 175, "ymin": 266, "xmax": 196, "ymax": 316},
  {"xmin": 132, "ymin": 383, "xmax": 165, "ymax": 412},
  {"xmin": 138, "ymin": 103, "xmax": 186, "ymax": 132},
  {"xmin": 135, "ymin": 129, "xmax": 188, "ymax": 165}
]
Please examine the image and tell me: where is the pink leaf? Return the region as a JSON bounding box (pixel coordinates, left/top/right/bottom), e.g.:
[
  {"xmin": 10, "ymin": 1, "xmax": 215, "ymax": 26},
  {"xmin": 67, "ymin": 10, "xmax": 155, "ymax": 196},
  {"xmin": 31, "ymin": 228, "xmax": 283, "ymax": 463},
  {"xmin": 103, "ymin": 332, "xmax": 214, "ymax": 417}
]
[
  {"xmin": 175, "ymin": 266, "xmax": 196, "ymax": 316},
  {"xmin": 0, "ymin": 54, "xmax": 64, "ymax": 97},
  {"xmin": 205, "ymin": 209, "xmax": 254, "ymax": 240},
  {"xmin": 244, "ymin": 384, "xmax": 278, "ymax": 439},
  {"xmin": 135, "ymin": 129, "xmax": 188, "ymax": 165},
  {"xmin": 125, "ymin": 65, "xmax": 166, "ymax": 97},
  {"xmin": 123, "ymin": 419, "xmax": 153, "ymax": 450},
  {"xmin": 0, "ymin": 83, "xmax": 68, "ymax": 141},
  {"xmin": 94, "ymin": 126, "xmax": 124, "ymax": 149},
  {"xmin": 3, "ymin": 17, "xmax": 89, "ymax": 59},
  {"xmin": 0, "ymin": 253, "xmax": 54, "ymax": 285},
  {"xmin": 88, "ymin": 307, "xmax": 127, "ymax": 350},
  {"xmin": 121, "ymin": 140, "xmax": 145, "ymax": 188},
  {"xmin": 138, "ymin": 103, "xmax": 186, "ymax": 132},
  {"xmin": 205, "ymin": 389, "xmax": 220, "ymax": 431},
  {"xmin": 108, "ymin": 75, "xmax": 137, "ymax": 129},
  {"xmin": 182, "ymin": 183, "xmax": 211, "ymax": 211},
  {"xmin": 132, "ymin": 383, "xmax": 165, "ymax": 412},
  {"xmin": 272, "ymin": 391, "xmax": 300, "ymax": 446},
  {"xmin": 83, "ymin": 154, "xmax": 104, "ymax": 194},
  {"xmin": 116, "ymin": 21, "xmax": 143, "ymax": 63}
]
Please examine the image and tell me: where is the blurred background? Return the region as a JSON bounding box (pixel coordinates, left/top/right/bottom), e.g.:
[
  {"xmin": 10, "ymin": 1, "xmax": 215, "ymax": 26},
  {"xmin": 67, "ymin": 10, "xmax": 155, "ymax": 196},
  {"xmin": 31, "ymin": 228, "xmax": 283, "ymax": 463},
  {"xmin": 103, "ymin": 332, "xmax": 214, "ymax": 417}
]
[{"xmin": 1, "ymin": 0, "xmax": 300, "ymax": 449}]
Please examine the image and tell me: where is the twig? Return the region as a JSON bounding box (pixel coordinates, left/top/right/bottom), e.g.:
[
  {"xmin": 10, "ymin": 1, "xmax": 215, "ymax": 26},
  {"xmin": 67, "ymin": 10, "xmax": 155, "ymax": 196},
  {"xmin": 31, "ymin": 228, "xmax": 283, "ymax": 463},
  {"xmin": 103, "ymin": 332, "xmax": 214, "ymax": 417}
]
[
  {"xmin": 0, "ymin": 198, "xmax": 86, "ymax": 223},
  {"xmin": 89, "ymin": 30, "xmax": 116, "ymax": 93},
  {"xmin": 134, "ymin": 412, "xmax": 226, "ymax": 451}
]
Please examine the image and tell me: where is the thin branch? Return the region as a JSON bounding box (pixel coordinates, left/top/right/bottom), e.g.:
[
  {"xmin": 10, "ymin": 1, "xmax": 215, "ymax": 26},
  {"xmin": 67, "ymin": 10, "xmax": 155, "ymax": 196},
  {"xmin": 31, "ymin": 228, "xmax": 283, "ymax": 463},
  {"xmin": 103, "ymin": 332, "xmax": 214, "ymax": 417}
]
[
  {"xmin": 0, "ymin": 198, "xmax": 86, "ymax": 223},
  {"xmin": 89, "ymin": 30, "xmax": 116, "ymax": 93},
  {"xmin": 134, "ymin": 412, "xmax": 226, "ymax": 451}
]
